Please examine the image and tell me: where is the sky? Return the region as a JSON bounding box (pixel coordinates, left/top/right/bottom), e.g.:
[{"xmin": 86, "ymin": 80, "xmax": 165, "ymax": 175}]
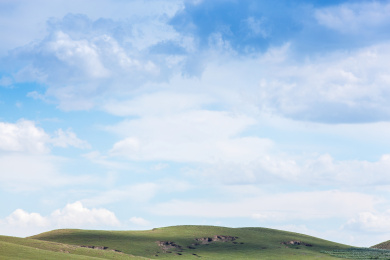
[{"xmin": 1, "ymin": 0, "xmax": 390, "ymax": 247}]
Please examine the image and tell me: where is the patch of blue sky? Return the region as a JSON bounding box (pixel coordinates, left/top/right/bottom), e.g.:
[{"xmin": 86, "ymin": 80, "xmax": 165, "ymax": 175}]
[
  {"xmin": 169, "ymin": 1, "xmax": 323, "ymax": 54},
  {"xmin": 170, "ymin": 0, "xmax": 293, "ymax": 53},
  {"xmin": 171, "ymin": 0, "xmax": 390, "ymax": 58}
]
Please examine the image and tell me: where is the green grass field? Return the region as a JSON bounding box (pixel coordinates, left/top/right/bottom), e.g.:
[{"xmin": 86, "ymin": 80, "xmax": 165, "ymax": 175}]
[
  {"xmin": 0, "ymin": 225, "xmax": 352, "ymax": 259},
  {"xmin": 0, "ymin": 234, "xmax": 147, "ymax": 260},
  {"xmin": 4, "ymin": 223, "xmax": 390, "ymax": 260},
  {"xmin": 11, "ymin": 225, "xmax": 390, "ymax": 259}
]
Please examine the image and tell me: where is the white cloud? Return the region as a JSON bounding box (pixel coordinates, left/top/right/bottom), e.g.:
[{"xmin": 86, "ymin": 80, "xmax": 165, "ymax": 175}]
[
  {"xmin": 0, "ymin": 120, "xmax": 50, "ymax": 153},
  {"xmin": 0, "ymin": 120, "xmax": 92, "ymax": 191},
  {"xmin": 0, "ymin": 119, "xmax": 90, "ymax": 154},
  {"xmin": 4, "ymin": 1, "xmax": 390, "ymax": 121},
  {"xmin": 191, "ymin": 152, "xmax": 390, "ymax": 187},
  {"xmin": 344, "ymin": 210, "xmax": 390, "ymax": 233},
  {"xmin": 81, "ymin": 183, "xmax": 159, "ymax": 206},
  {"xmin": 150, "ymin": 190, "xmax": 379, "ymax": 221},
  {"xmin": 315, "ymin": 2, "xmax": 390, "ymax": 33},
  {"xmin": 82, "ymin": 150, "xmax": 126, "ymax": 169},
  {"xmin": 137, "ymin": 41, "xmax": 390, "ymax": 124},
  {"xmin": 0, "ymin": 201, "xmax": 120, "ymax": 237},
  {"xmin": 47, "ymin": 31, "xmax": 110, "ymax": 79},
  {"xmin": 6, "ymin": 209, "xmax": 49, "ymax": 227},
  {"xmin": 191, "ymin": 156, "xmax": 299, "ymax": 185},
  {"xmin": 152, "ymin": 163, "xmax": 169, "ymax": 171},
  {"xmin": 0, "ymin": 154, "xmax": 92, "ymax": 192},
  {"xmin": 82, "ymin": 180, "xmax": 191, "ymax": 207},
  {"xmin": 108, "ymin": 110, "xmax": 273, "ymax": 163},
  {"xmin": 51, "ymin": 201, "xmax": 120, "ymax": 228},
  {"xmin": 103, "ymin": 91, "xmax": 214, "ymax": 117},
  {"xmin": 129, "ymin": 217, "xmax": 151, "ymax": 226},
  {"xmin": 51, "ymin": 128, "xmax": 90, "ymax": 149},
  {"xmin": 251, "ymin": 42, "xmax": 390, "ymax": 122},
  {"xmin": 7, "ymin": 10, "xmax": 190, "ymax": 110},
  {"xmin": 102, "ymin": 83, "xmax": 390, "ymax": 188},
  {"xmin": 0, "ymin": 0, "xmax": 184, "ymax": 55},
  {"xmin": 298, "ymin": 154, "xmax": 390, "ymax": 186}
]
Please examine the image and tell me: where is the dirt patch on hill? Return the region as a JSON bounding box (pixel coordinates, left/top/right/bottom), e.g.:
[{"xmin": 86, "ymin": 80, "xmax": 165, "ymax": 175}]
[
  {"xmin": 156, "ymin": 235, "xmax": 241, "ymax": 256},
  {"xmin": 80, "ymin": 245, "xmax": 123, "ymax": 253},
  {"xmin": 281, "ymin": 240, "xmax": 313, "ymax": 247},
  {"xmin": 156, "ymin": 241, "xmax": 183, "ymax": 253},
  {"xmin": 187, "ymin": 235, "xmax": 241, "ymax": 249},
  {"xmin": 195, "ymin": 235, "xmax": 238, "ymax": 244}
]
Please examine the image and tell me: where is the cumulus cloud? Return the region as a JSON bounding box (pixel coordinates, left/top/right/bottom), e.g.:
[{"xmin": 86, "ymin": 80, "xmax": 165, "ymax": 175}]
[
  {"xmin": 0, "ymin": 120, "xmax": 50, "ymax": 153},
  {"xmin": 191, "ymin": 152, "xmax": 390, "ymax": 187},
  {"xmin": 0, "ymin": 0, "xmax": 184, "ymax": 55},
  {"xmin": 6, "ymin": 11, "xmax": 192, "ymax": 110},
  {"xmin": 248, "ymin": 42, "xmax": 390, "ymax": 123},
  {"xmin": 129, "ymin": 217, "xmax": 151, "ymax": 226},
  {"xmin": 0, "ymin": 119, "xmax": 90, "ymax": 154},
  {"xmin": 108, "ymin": 110, "xmax": 272, "ymax": 163},
  {"xmin": 49, "ymin": 31, "xmax": 110, "ymax": 78},
  {"xmin": 102, "ymin": 39, "xmax": 390, "ymax": 125},
  {"xmin": 298, "ymin": 154, "xmax": 390, "ymax": 186},
  {"xmin": 51, "ymin": 201, "xmax": 120, "ymax": 228},
  {"xmin": 6, "ymin": 209, "xmax": 49, "ymax": 227},
  {"xmin": 0, "ymin": 120, "xmax": 91, "ymax": 191},
  {"xmin": 21, "ymin": 29, "xmax": 159, "ymax": 110},
  {"xmin": 0, "ymin": 201, "xmax": 120, "ymax": 237},
  {"xmin": 344, "ymin": 210, "xmax": 390, "ymax": 234},
  {"xmin": 51, "ymin": 128, "xmax": 90, "ymax": 149}
]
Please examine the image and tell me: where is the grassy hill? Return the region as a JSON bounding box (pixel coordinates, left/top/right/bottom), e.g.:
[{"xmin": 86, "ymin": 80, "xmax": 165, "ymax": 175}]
[
  {"xmin": 22, "ymin": 225, "xmax": 351, "ymax": 259},
  {"xmin": 0, "ymin": 235, "xmax": 146, "ymax": 260}
]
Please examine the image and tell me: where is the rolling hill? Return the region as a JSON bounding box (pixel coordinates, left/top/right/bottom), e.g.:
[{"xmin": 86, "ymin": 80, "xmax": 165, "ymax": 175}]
[
  {"xmin": 11, "ymin": 225, "xmax": 390, "ymax": 259},
  {"xmin": 24, "ymin": 225, "xmax": 351, "ymax": 259}
]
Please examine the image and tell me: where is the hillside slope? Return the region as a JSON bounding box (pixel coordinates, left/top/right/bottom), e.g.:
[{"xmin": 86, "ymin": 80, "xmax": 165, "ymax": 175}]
[
  {"xmin": 0, "ymin": 235, "xmax": 146, "ymax": 260},
  {"xmin": 372, "ymin": 240, "xmax": 390, "ymax": 249},
  {"xmin": 29, "ymin": 225, "xmax": 350, "ymax": 259}
]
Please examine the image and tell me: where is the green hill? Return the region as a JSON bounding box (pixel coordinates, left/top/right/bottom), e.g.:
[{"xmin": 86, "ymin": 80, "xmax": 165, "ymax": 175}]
[
  {"xmin": 0, "ymin": 235, "xmax": 146, "ymax": 260},
  {"xmin": 23, "ymin": 225, "xmax": 350, "ymax": 259}
]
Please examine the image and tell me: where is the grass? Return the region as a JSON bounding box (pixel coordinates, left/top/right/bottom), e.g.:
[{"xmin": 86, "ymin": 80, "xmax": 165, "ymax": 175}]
[
  {"xmin": 24, "ymin": 225, "xmax": 351, "ymax": 259},
  {"xmin": 0, "ymin": 235, "xmax": 146, "ymax": 260},
  {"xmin": 321, "ymin": 248, "xmax": 390, "ymax": 259}
]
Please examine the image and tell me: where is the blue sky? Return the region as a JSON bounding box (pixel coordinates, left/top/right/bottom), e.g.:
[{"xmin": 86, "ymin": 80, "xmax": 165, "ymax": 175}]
[{"xmin": 1, "ymin": 0, "xmax": 390, "ymax": 247}]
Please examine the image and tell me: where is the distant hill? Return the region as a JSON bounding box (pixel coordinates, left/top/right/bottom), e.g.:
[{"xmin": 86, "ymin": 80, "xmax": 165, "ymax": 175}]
[
  {"xmin": 25, "ymin": 225, "xmax": 349, "ymax": 259},
  {"xmin": 372, "ymin": 240, "xmax": 390, "ymax": 250}
]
